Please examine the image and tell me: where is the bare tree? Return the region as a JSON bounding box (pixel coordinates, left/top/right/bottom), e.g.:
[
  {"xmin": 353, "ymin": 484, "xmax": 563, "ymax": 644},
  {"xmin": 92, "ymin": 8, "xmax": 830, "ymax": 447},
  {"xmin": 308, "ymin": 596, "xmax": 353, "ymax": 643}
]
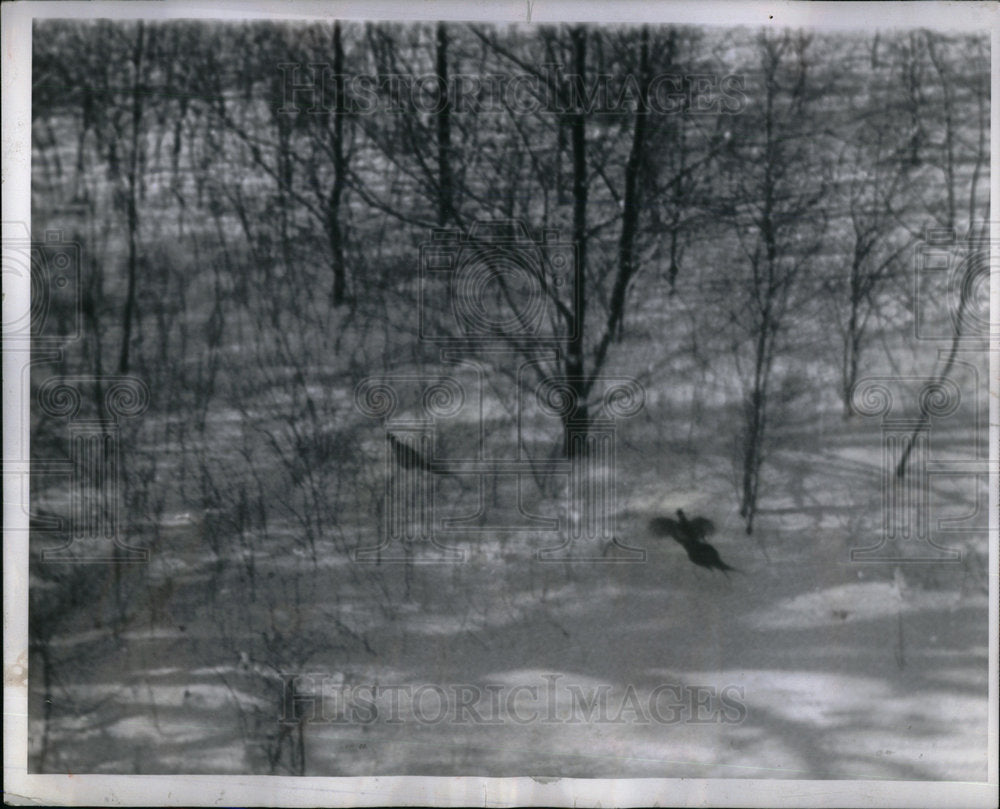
[
  {"xmin": 827, "ymin": 56, "xmax": 913, "ymax": 417},
  {"xmin": 718, "ymin": 32, "xmax": 830, "ymax": 534}
]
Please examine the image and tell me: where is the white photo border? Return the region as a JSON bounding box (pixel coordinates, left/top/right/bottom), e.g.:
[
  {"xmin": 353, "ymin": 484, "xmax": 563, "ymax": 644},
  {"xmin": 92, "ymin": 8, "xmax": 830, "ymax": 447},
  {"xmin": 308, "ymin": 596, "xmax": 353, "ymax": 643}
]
[{"xmin": 3, "ymin": 2, "xmax": 997, "ymax": 806}]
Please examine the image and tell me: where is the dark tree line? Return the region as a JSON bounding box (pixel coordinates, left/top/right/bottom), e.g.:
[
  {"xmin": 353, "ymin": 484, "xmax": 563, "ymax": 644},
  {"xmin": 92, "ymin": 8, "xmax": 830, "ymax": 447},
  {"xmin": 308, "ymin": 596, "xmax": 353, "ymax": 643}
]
[{"xmin": 31, "ymin": 19, "xmax": 988, "ymax": 536}]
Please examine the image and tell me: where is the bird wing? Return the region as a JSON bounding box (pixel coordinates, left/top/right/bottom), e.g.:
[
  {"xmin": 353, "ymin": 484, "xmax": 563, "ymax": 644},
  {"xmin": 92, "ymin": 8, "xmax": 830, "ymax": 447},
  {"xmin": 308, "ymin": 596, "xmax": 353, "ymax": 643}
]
[
  {"xmin": 648, "ymin": 517, "xmax": 681, "ymax": 541},
  {"xmin": 689, "ymin": 516, "xmax": 716, "ymax": 538}
]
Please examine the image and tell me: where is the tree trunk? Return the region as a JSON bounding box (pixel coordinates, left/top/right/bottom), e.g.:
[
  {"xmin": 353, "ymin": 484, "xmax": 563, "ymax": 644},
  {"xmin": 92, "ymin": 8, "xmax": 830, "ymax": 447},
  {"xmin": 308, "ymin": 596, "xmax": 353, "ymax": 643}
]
[
  {"xmin": 329, "ymin": 21, "xmax": 347, "ymax": 306},
  {"xmin": 842, "ymin": 294, "xmax": 861, "ymax": 418},
  {"xmin": 436, "ymin": 23, "xmax": 455, "ymax": 226},
  {"xmin": 740, "ymin": 311, "xmax": 772, "ymax": 534},
  {"xmin": 118, "ymin": 22, "xmax": 146, "ymax": 374},
  {"xmin": 564, "ymin": 27, "xmax": 589, "ymax": 457}
]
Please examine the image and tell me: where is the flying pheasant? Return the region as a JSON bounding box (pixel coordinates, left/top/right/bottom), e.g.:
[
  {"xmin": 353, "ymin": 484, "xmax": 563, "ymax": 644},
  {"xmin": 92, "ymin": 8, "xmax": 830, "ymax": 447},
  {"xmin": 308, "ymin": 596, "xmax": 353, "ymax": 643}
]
[{"xmin": 649, "ymin": 509, "xmax": 740, "ymax": 576}]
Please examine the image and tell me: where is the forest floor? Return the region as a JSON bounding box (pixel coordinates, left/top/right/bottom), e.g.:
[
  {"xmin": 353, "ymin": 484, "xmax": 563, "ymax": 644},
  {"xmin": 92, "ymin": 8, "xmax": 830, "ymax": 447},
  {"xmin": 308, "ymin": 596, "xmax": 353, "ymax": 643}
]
[{"xmin": 30, "ymin": 410, "xmax": 990, "ymax": 779}]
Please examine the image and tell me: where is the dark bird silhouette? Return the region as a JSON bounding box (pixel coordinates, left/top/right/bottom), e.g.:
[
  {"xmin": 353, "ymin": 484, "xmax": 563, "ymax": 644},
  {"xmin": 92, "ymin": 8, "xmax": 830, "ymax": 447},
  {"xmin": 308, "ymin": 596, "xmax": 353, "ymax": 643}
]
[
  {"xmin": 677, "ymin": 539, "xmax": 740, "ymax": 576},
  {"xmin": 387, "ymin": 433, "xmax": 450, "ymax": 475},
  {"xmin": 676, "ymin": 508, "xmax": 715, "ymax": 542},
  {"xmin": 648, "ymin": 509, "xmax": 715, "ymax": 543},
  {"xmin": 649, "ymin": 509, "xmax": 740, "ymax": 576}
]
